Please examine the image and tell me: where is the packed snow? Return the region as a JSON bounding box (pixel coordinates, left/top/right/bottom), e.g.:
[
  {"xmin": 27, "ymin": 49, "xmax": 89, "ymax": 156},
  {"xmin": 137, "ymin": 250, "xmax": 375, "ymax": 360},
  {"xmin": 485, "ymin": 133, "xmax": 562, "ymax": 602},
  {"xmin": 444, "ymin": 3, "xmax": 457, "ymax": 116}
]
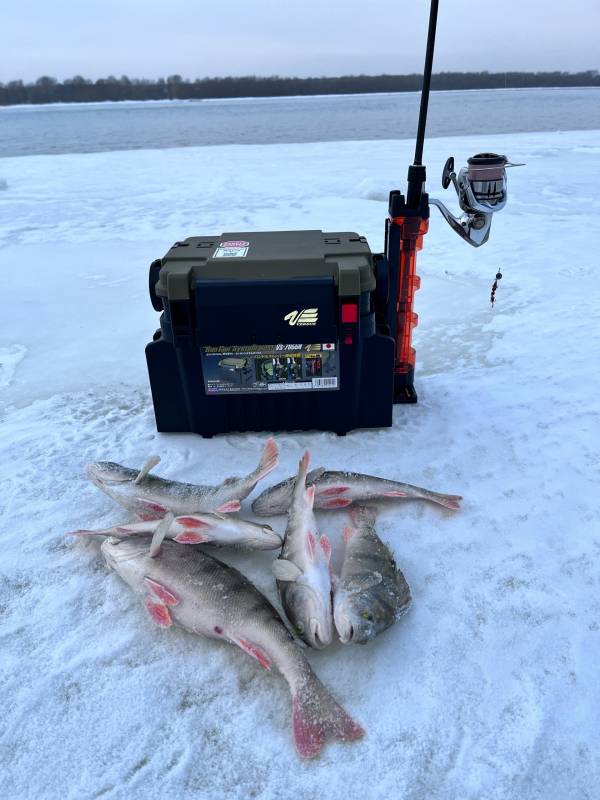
[{"xmin": 1, "ymin": 130, "xmax": 599, "ymax": 800}]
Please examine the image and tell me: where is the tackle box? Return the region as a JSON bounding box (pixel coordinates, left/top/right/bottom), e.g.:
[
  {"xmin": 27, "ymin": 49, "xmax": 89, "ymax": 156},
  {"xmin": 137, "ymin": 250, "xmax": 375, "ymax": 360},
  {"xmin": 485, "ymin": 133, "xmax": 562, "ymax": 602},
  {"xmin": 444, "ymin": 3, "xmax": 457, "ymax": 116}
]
[{"xmin": 146, "ymin": 229, "xmax": 395, "ymax": 436}]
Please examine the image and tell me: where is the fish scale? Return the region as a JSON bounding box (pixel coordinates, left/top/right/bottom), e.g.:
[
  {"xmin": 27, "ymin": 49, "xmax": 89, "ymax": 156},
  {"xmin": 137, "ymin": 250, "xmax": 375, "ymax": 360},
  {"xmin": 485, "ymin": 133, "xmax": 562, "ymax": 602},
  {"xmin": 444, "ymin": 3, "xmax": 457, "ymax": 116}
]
[{"xmin": 100, "ymin": 537, "xmax": 364, "ymax": 759}]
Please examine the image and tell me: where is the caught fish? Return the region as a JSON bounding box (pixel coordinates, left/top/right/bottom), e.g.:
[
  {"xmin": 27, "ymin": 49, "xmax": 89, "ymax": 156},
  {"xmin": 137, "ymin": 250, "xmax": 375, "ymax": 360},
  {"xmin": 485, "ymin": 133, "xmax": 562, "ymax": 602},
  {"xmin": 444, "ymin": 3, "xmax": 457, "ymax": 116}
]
[
  {"xmin": 252, "ymin": 467, "xmax": 462, "ymax": 515},
  {"xmin": 272, "ymin": 451, "xmax": 333, "ymax": 649},
  {"xmin": 333, "ymin": 506, "xmax": 411, "ymax": 645},
  {"xmin": 100, "ymin": 534, "xmax": 364, "ymax": 759},
  {"xmin": 86, "ymin": 438, "xmax": 279, "ymax": 520},
  {"xmin": 70, "ymin": 512, "xmax": 282, "ymax": 550}
]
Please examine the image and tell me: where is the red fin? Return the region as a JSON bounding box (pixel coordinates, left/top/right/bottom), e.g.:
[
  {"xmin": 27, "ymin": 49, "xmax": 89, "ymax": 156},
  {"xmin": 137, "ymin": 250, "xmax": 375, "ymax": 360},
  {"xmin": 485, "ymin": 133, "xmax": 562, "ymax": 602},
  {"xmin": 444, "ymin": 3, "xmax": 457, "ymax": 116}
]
[
  {"xmin": 318, "ymin": 486, "xmax": 349, "ymax": 497},
  {"xmin": 434, "ymin": 495, "xmax": 462, "ymax": 510},
  {"xmin": 320, "ymin": 498, "xmax": 353, "ymax": 509},
  {"xmin": 136, "ymin": 499, "xmax": 168, "ymax": 520},
  {"xmin": 174, "ymin": 530, "xmax": 209, "ymax": 544},
  {"xmin": 307, "ymin": 532, "xmax": 316, "ymax": 560},
  {"xmin": 176, "ymin": 516, "xmax": 213, "ymax": 529},
  {"xmin": 320, "ymin": 534, "xmax": 332, "ymax": 562},
  {"xmin": 255, "ymin": 438, "xmax": 279, "ymax": 480},
  {"xmin": 292, "ymin": 696, "xmax": 325, "ymax": 759},
  {"xmin": 381, "ymin": 491, "xmax": 408, "ymax": 497},
  {"xmin": 299, "ymin": 450, "xmax": 310, "ymax": 473},
  {"xmin": 144, "ymin": 577, "xmax": 179, "ymax": 606},
  {"xmin": 144, "ymin": 599, "xmax": 172, "ymax": 627},
  {"xmin": 215, "ymin": 499, "xmax": 241, "ymax": 513},
  {"xmin": 342, "ymin": 526, "xmax": 355, "ymax": 542},
  {"xmin": 306, "ymin": 485, "xmax": 316, "ymax": 509},
  {"xmin": 237, "ymin": 638, "xmax": 272, "ymax": 670},
  {"xmin": 292, "ymin": 691, "xmax": 364, "ymax": 760}
]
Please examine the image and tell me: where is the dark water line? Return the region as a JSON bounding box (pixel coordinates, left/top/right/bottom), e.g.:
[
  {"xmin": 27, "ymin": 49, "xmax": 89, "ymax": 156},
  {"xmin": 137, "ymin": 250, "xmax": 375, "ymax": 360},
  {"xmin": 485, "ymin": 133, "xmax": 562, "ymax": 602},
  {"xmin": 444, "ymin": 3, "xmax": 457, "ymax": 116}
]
[{"xmin": 1, "ymin": 88, "xmax": 599, "ymax": 158}]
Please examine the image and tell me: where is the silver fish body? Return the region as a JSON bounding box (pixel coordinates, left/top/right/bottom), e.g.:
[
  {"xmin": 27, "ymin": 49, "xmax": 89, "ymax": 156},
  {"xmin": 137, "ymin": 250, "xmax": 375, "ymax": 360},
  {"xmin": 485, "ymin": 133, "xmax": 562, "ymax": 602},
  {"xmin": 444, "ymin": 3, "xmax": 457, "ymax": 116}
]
[
  {"xmin": 252, "ymin": 467, "xmax": 462, "ymax": 516},
  {"xmin": 71, "ymin": 512, "xmax": 282, "ymax": 549},
  {"xmin": 101, "ymin": 537, "xmax": 363, "ymax": 758},
  {"xmin": 333, "ymin": 506, "xmax": 411, "ymax": 645},
  {"xmin": 87, "ymin": 438, "xmax": 279, "ymax": 520},
  {"xmin": 273, "ymin": 453, "xmax": 333, "ymax": 649}
]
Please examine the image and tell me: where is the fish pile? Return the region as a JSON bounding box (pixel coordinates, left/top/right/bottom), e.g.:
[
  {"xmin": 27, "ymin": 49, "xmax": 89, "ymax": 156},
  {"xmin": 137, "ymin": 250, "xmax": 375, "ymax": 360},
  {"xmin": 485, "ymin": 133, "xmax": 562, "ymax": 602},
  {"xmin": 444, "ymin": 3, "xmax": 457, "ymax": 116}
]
[{"xmin": 71, "ymin": 437, "xmax": 462, "ymax": 759}]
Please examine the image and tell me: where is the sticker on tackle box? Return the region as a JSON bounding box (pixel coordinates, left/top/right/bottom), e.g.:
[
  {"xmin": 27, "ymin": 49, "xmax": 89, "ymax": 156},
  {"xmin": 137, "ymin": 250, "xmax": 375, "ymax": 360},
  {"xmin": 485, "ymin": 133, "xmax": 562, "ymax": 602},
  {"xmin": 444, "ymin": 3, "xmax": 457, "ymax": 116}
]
[
  {"xmin": 200, "ymin": 342, "xmax": 340, "ymax": 395},
  {"xmin": 213, "ymin": 240, "xmax": 249, "ymax": 258}
]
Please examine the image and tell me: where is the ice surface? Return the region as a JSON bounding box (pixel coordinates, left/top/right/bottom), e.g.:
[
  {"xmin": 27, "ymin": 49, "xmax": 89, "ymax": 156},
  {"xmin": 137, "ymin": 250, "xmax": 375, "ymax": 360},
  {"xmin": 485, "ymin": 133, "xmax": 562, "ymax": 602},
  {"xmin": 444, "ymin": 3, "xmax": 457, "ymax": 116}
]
[{"xmin": 1, "ymin": 130, "xmax": 599, "ymax": 799}]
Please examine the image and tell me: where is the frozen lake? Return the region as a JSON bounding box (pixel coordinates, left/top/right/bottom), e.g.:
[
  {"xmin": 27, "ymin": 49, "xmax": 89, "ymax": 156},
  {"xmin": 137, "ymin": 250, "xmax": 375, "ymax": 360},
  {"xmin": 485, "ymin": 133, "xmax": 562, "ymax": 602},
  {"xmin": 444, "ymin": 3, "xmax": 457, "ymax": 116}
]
[
  {"xmin": 1, "ymin": 87, "xmax": 600, "ymax": 157},
  {"xmin": 1, "ymin": 129, "xmax": 600, "ymax": 799}
]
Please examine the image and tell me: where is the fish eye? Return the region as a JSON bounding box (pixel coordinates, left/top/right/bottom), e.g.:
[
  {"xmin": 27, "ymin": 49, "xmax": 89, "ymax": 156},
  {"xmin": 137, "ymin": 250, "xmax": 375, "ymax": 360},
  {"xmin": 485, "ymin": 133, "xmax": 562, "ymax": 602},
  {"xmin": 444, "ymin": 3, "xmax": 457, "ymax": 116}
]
[
  {"xmin": 361, "ymin": 611, "xmax": 374, "ymax": 621},
  {"xmin": 295, "ymin": 622, "xmax": 304, "ymax": 635}
]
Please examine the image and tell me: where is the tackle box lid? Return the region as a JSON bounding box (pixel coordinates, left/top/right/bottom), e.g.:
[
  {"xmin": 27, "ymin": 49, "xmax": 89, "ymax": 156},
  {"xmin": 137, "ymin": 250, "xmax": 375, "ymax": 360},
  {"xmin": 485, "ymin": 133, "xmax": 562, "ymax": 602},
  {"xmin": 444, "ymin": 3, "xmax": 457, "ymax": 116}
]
[{"xmin": 155, "ymin": 230, "xmax": 376, "ymax": 302}]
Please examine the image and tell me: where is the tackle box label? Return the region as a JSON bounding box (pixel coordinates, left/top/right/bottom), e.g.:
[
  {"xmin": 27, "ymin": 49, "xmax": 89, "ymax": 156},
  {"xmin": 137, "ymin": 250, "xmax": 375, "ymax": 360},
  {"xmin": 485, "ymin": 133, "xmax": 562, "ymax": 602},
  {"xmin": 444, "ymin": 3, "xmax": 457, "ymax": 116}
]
[
  {"xmin": 213, "ymin": 240, "xmax": 249, "ymax": 258},
  {"xmin": 201, "ymin": 343, "xmax": 339, "ymax": 395}
]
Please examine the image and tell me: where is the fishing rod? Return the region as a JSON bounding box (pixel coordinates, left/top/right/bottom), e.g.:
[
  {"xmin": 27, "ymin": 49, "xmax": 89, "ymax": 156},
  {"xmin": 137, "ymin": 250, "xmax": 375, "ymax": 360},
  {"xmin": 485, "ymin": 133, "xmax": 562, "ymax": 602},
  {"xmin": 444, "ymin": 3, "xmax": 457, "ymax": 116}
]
[{"xmin": 384, "ymin": 0, "xmax": 520, "ymax": 402}]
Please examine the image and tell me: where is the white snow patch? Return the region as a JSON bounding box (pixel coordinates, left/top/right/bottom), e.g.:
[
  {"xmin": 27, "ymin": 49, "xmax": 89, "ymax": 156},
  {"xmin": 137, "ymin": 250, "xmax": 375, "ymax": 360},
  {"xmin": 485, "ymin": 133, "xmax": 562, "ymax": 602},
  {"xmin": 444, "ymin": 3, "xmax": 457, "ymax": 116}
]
[
  {"xmin": 0, "ymin": 344, "xmax": 26, "ymax": 390},
  {"xmin": 1, "ymin": 130, "xmax": 599, "ymax": 800}
]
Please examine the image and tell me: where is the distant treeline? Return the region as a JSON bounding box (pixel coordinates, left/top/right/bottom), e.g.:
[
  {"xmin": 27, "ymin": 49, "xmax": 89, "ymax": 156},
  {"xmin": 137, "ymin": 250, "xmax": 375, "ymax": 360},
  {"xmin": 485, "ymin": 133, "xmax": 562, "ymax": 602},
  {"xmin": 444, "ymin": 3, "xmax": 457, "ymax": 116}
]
[{"xmin": 1, "ymin": 71, "xmax": 599, "ymax": 106}]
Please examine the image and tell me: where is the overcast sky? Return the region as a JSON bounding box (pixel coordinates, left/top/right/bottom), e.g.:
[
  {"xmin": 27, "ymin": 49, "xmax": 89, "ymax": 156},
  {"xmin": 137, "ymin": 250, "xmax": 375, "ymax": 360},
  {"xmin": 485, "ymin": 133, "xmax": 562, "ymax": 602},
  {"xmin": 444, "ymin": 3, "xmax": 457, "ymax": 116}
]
[{"xmin": 2, "ymin": 0, "xmax": 599, "ymax": 83}]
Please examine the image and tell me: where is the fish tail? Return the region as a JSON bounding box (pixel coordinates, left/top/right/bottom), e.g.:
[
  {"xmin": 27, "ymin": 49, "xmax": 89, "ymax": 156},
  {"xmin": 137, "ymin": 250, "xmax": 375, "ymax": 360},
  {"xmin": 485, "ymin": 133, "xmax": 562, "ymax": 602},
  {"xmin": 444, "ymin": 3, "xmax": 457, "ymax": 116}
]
[
  {"xmin": 349, "ymin": 504, "xmax": 377, "ymax": 527},
  {"xmin": 422, "ymin": 489, "xmax": 463, "ymax": 510},
  {"xmin": 252, "ymin": 438, "xmax": 279, "ymax": 481},
  {"xmin": 298, "ymin": 450, "xmax": 310, "ymax": 477},
  {"xmin": 292, "ymin": 674, "xmax": 364, "ymax": 759},
  {"xmin": 67, "ymin": 524, "xmax": 135, "ymax": 538}
]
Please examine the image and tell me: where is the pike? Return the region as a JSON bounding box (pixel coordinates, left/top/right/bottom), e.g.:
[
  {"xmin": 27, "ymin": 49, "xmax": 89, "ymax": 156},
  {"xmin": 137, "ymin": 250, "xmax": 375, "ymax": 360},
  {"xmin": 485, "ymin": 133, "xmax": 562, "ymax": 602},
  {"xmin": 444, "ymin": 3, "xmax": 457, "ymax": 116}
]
[
  {"xmin": 100, "ymin": 533, "xmax": 364, "ymax": 759},
  {"xmin": 333, "ymin": 506, "xmax": 411, "ymax": 645},
  {"xmin": 272, "ymin": 451, "xmax": 333, "ymax": 649},
  {"xmin": 70, "ymin": 512, "xmax": 282, "ymax": 550},
  {"xmin": 86, "ymin": 438, "xmax": 279, "ymax": 520},
  {"xmin": 252, "ymin": 467, "xmax": 462, "ymax": 516}
]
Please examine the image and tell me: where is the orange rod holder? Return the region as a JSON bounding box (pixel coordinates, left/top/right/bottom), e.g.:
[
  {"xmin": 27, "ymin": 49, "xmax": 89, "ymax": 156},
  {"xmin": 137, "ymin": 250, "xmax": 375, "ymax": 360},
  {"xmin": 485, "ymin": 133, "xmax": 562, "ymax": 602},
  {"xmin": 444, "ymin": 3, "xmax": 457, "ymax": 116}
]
[{"xmin": 390, "ymin": 215, "xmax": 427, "ymax": 374}]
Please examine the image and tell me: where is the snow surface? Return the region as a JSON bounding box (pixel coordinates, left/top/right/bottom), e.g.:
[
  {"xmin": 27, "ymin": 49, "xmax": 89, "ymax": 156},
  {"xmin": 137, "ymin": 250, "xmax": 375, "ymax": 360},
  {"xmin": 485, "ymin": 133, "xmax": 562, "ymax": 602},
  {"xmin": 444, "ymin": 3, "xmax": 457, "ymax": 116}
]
[{"xmin": 1, "ymin": 130, "xmax": 599, "ymax": 799}]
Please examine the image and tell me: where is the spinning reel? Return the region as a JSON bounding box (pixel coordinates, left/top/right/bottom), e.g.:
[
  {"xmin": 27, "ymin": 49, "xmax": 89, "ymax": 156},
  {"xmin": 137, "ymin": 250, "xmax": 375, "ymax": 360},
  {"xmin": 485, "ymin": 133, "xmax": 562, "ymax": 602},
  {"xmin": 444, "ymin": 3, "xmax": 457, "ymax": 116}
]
[{"xmin": 430, "ymin": 153, "xmax": 523, "ymax": 247}]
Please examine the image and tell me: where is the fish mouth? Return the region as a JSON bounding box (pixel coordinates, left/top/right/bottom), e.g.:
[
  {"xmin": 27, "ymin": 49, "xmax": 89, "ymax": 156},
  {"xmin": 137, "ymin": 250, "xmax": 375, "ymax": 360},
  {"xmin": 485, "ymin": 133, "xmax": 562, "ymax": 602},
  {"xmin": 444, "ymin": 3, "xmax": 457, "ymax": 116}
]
[
  {"xmin": 262, "ymin": 526, "xmax": 283, "ymax": 545},
  {"xmin": 308, "ymin": 618, "xmax": 332, "ymax": 649},
  {"xmin": 101, "ymin": 537, "xmax": 147, "ymax": 565},
  {"xmin": 100, "ymin": 537, "xmax": 121, "ymax": 568},
  {"xmin": 86, "ymin": 463, "xmax": 130, "ymax": 486},
  {"xmin": 337, "ymin": 621, "xmax": 368, "ymax": 645},
  {"xmin": 334, "ymin": 605, "xmax": 362, "ymax": 645},
  {"xmin": 337, "ymin": 621, "xmax": 353, "ymax": 645}
]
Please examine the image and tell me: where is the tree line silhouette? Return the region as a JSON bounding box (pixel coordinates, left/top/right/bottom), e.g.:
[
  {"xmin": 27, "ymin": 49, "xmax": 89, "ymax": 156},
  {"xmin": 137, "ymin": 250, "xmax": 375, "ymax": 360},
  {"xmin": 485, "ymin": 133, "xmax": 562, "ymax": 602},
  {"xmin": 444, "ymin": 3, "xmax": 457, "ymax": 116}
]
[{"xmin": 1, "ymin": 71, "xmax": 598, "ymax": 106}]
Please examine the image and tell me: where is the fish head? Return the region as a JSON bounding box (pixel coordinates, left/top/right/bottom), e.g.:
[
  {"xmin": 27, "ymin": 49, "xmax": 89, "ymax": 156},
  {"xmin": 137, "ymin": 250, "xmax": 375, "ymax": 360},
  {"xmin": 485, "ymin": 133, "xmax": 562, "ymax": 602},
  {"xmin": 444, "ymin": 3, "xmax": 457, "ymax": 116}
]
[
  {"xmin": 101, "ymin": 537, "xmax": 149, "ymax": 585},
  {"xmin": 334, "ymin": 583, "xmax": 405, "ymax": 645},
  {"xmin": 284, "ymin": 582, "xmax": 333, "ymax": 649},
  {"xmin": 240, "ymin": 522, "xmax": 283, "ymax": 550},
  {"xmin": 251, "ymin": 477, "xmax": 295, "ymax": 516},
  {"xmin": 86, "ymin": 461, "xmax": 134, "ymax": 489}
]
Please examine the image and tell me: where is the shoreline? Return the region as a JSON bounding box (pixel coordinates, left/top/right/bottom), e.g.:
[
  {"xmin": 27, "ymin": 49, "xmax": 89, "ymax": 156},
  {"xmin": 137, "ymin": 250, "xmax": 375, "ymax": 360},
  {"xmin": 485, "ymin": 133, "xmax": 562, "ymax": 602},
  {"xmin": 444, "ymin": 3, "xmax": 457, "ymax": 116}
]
[{"xmin": 1, "ymin": 84, "xmax": 600, "ymax": 112}]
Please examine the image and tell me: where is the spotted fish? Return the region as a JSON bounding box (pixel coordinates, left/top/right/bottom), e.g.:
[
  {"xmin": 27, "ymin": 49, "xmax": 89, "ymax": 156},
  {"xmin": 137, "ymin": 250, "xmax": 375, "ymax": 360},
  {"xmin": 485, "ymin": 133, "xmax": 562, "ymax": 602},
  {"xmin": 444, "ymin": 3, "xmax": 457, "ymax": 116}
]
[{"xmin": 86, "ymin": 438, "xmax": 279, "ymax": 520}]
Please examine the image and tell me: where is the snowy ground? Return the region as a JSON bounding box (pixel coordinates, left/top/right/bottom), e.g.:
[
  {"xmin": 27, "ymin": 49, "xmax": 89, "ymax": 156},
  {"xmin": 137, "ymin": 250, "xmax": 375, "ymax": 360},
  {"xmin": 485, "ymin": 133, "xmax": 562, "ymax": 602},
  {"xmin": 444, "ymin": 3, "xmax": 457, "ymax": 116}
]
[{"xmin": 1, "ymin": 130, "xmax": 599, "ymax": 800}]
